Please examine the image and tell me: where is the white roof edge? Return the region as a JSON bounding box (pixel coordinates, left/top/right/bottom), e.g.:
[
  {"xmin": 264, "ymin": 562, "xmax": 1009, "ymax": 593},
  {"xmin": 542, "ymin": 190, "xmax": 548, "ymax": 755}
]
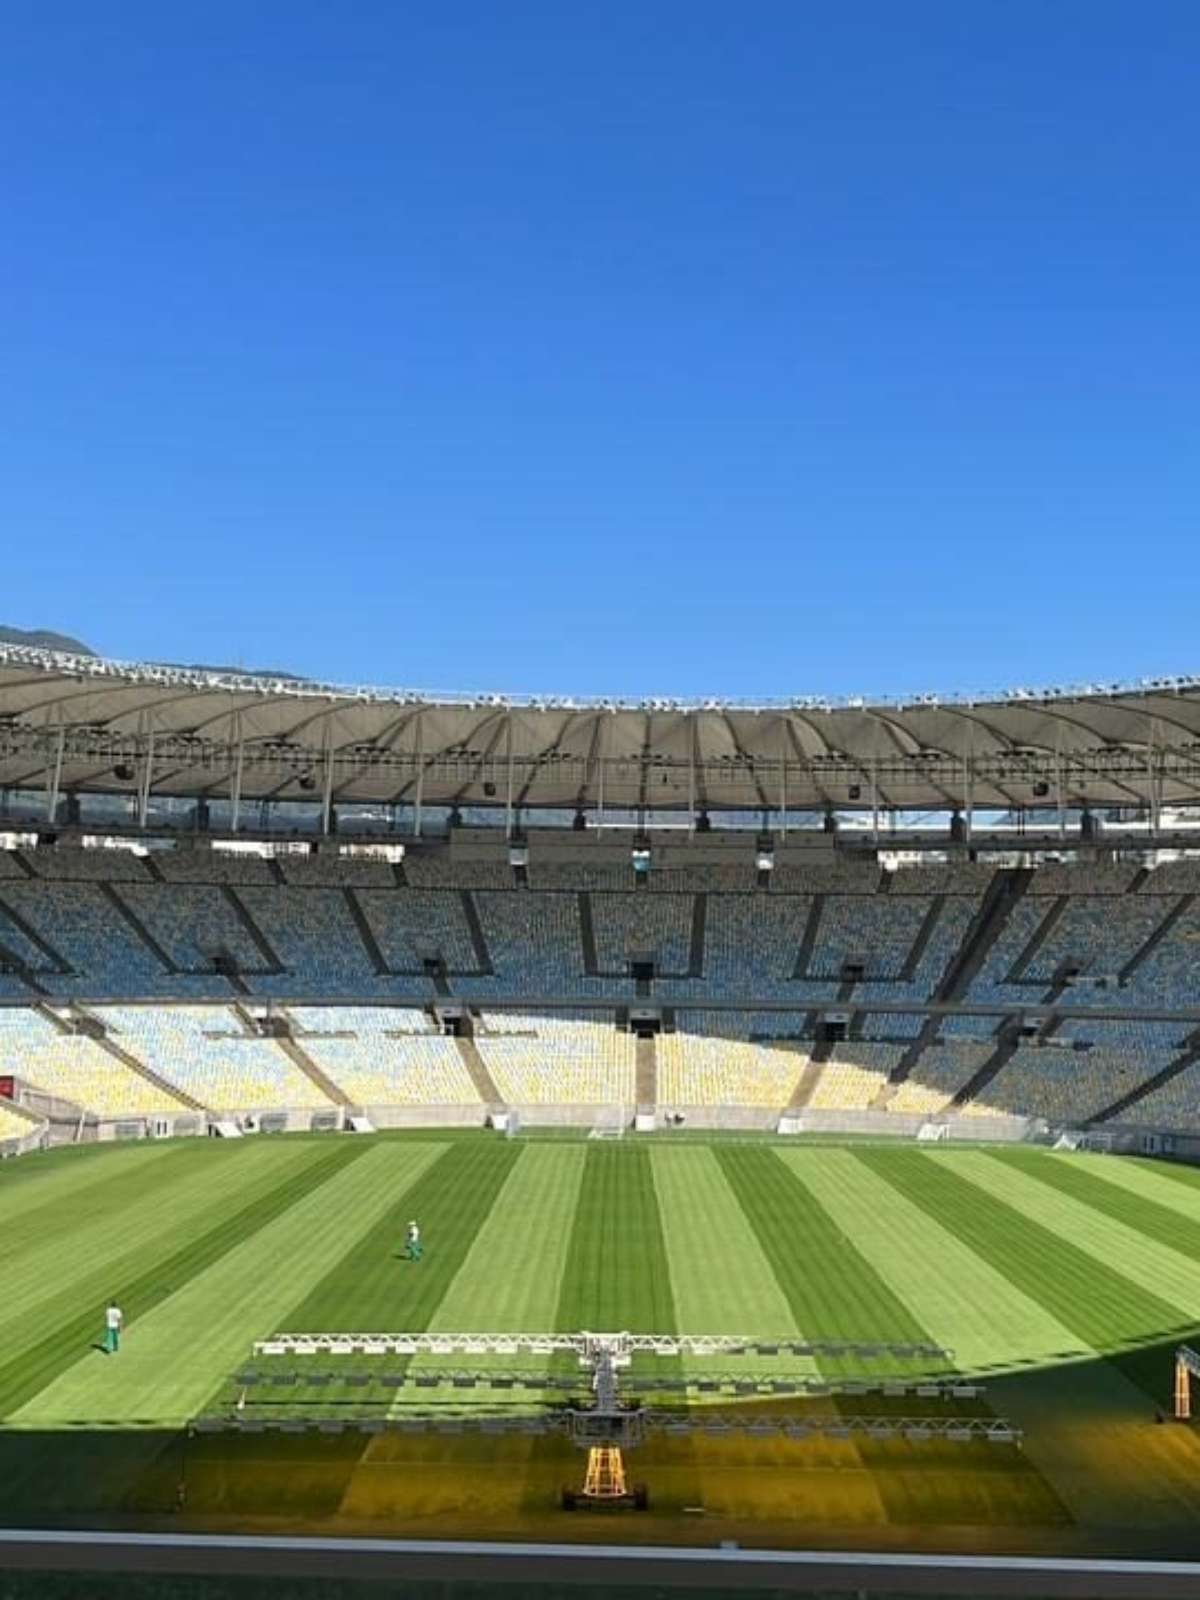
[{"xmin": 0, "ymin": 641, "xmax": 1198, "ymax": 717}]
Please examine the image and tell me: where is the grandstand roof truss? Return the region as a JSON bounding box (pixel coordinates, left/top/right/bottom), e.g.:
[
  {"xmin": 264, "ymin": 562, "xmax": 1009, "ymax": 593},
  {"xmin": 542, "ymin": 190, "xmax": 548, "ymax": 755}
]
[{"xmin": 3, "ymin": 643, "xmax": 1200, "ymax": 815}]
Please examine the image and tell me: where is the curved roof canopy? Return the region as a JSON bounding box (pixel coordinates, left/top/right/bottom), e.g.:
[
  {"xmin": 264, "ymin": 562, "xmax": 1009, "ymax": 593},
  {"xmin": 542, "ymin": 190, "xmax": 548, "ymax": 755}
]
[{"xmin": 1, "ymin": 644, "xmax": 1199, "ymax": 814}]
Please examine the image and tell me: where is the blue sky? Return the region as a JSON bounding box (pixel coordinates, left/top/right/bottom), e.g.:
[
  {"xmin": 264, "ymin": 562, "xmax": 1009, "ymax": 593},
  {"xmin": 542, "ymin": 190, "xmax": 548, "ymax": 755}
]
[{"xmin": 2, "ymin": 3, "xmax": 1197, "ymax": 700}]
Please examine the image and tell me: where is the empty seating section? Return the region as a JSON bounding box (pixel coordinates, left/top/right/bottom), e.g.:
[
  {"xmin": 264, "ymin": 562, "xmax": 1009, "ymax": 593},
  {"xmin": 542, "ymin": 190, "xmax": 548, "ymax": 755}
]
[
  {"xmin": 974, "ymin": 1046, "xmax": 1146, "ymax": 1123},
  {"xmin": 356, "ymin": 889, "xmax": 480, "ymax": 970},
  {"xmin": 462, "ymin": 893, "xmax": 612, "ymax": 999},
  {"xmin": 279, "ymin": 854, "xmax": 395, "ymax": 887},
  {"xmin": 808, "ymin": 897, "xmax": 929, "ymax": 979},
  {"xmin": 98, "ymin": 1006, "xmax": 332, "ymax": 1110},
  {"xmin": 1, "ymin": 884, "xmax": 195, "ymax": 996},
  {"xmin": 0, "ymin": 844, "xmax": 1196, "ymax": 1126},
  {"xmin": 887, "ymin": 1043, "xmax": 993, "ymax": 1115},
  {"xmin": 1118, "ymin": 1064, "xmax": 1200, "ymax": 1129},
  {"xmin": 771, "ymin": 862, "xmax": 880, "ymax": 894},
  {"xmin": 1021, "ymin": 896, "xmax": 1164, "ymax": 984},
  {"xmin": 404, "ymin": 856, "xmax": 512, "ymax": 888},
  {"xmin": 1055, "ymin": 1017, "xmax": 1186, "ymax": 1053},
  {"xmin": 235, "ymin": 888, "xmax": 384, "ymax": 997},
  {"xmin": 1139, "ymin": 861, "xmax": 1200, "ymax": 893},
  {"xmin": 949, "ymin": 897, "xmax": 1047, "ymax": 1028},
  {"xmin": 684, "ymin": 895, "xmax": 820, "ymax": 1000},
  {"xmin": 649, "ymin": 865, "xmax": 757, "ymax": 891},
  {"xmin": 886, "ymin": 864, "xmax": 995, "ymax": 895},
  {"xmin": 286, "ymin": 1005, "xmax": 436, "ymax": 1034},
  {"xmin": 119, "ymin": 883, "xmax": 265, "ymax": 972},
  {"xmin": 154, "ymin": 850, "xmax": 275, "ymax": 883},
  {"xmin": 807, "ymin": 1045, "xmax": 902, "ymax": 1110},
  {"xmin": 0, "ymin": 1100, "xmax": 39, "ymax": 1140},
  {"xmin": 1118, "ymin": 898, "xmax": 1200, "ymax": 1010},
  {"xmin": 284, "ymin": 1007, "xmax": 478, "ymax": 1105},
  {"xmin": 1027, "ymin": 864, "xmax": 1138, "ymax": 896},
  {"xmin": 592, "ymin": 893, "xmax": 693, "ymax": 973},
  {"xmin": 857, "ymin": 1003, "xmax": 925, "ymax": 1038},
  {"xmin": 26, "ymin": 846, "xmax": 150, "ymax": 882},
  {"xmin": 0, "ymin": 902, "xmax": 60, "ymax": 972},
  {"xmin": 659, "ymin": 1013, "xmax": 808, "ymax": 1106},
  {"xmin": 0, "ymin": 1008, "xmax": 185, "ymax": 1115},
  {"xmin": 475, "ymin": 1011, "xmax": 635, "ymax": 1104},
  {"xmin": 906, "ymin": 895, "xmax": 980, "ymax": 987},
  {"xmin": 527, "ymin": 863, "xmax": 633, "ymax": 890}
]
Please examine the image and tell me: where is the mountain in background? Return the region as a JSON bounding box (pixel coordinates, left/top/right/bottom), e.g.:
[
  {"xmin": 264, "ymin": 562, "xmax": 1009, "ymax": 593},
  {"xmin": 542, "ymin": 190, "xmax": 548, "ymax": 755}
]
[
  {"xmin": 0, "ymin": 624, "xmax": 94, "ymax": 654},
  {"xmin": 0, "ymin": 627, "xmax": 303, "ymax": 680}
]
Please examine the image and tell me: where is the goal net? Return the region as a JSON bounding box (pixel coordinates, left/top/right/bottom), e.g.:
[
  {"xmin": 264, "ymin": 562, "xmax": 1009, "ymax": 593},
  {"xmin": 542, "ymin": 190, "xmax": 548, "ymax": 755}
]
[
  {"xmin": 589, "ymin": 1105, "xmax": 628, "ymax": 1140},
  {"xmin": 917, "ymin": 1121, "xmax": 950, "ymax": 1143}
]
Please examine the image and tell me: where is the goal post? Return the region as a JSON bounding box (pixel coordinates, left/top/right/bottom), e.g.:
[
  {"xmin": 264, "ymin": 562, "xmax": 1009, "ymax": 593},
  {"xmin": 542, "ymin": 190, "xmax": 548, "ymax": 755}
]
[
  {"xmin": 588, "ymin": 1104, "xmax": 628, "ymax": 1140},
  {"xmin": 917, "ymin": 1121, "xmax": 950, "ymax": 1143}
]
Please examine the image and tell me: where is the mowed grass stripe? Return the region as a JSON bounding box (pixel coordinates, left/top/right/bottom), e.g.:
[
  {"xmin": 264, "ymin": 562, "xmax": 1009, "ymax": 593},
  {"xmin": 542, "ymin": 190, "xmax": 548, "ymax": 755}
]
[
  {"xmin": 1102, "ymin": 1153, "xmax": 1200, "ymax": 1204},
  {"xmin": 1068, "ymin": 1152, "xmax": 1200, "ymax": 1219},
  {"xmin": 784, "ymin": 1148, "xmax": 1089, "ymax": 1375},
  {"xmin": 542, "ymin": 1144, "xmax": 698, "ymax": 1512},
  {"xmin": 936, "ymin": 1150, "xmax": 1200, "ymax": 1318},
  {"xmin": 649, "ymin": 1146, "xmax": 816, "ymax": 1387},
  {"xmin": 400, "ymin": 1145, "xmax": 587, "ymax": 1406},
  {"xmin": 990, "ymin": 1147, "xmax": 1200, "ymax": 1233},
  {"xmin": 15, "ymin": 1142, "xmax": 446, "ymax": 1428},
  {"xmin": 651, "ymin": 1147, "xmax": 797, "ymax": 1337},
  {"xmin": 0, "ymin": 1141, "xmax": 329, "ymax": 1348},
  {"xmin": 861, "ymin": 1149, "xmax": 1190, "ymax": 1403},
  {"xmin": 716, "ymin": 1146, "xmax": 934, "ymax": 1359},
  {"xmin": 425, "ymin": 1143, "xmax": 586, "ymax": 1333},
  {"xmin": 0, "ymin": 1140, "xmax": 323, "ymax": 1339},
  {"xmin": 0, "ymin": 1140, "xmax": 191, "ymax": 1235},
  {"xmin": 0, "ymin": 1140, "xmax": 232, "ymax": 1272},
  {"xmin": 282, "ymin": 1138, "xmax": 521, "ymax": 1333},
  {"xmin": 0, "ymin": 1140, "xmax": 369, "ymax": 1418},
  {"xmin": 555, "ymin": 1145, "xmax": 676, "ymax": 1332}
]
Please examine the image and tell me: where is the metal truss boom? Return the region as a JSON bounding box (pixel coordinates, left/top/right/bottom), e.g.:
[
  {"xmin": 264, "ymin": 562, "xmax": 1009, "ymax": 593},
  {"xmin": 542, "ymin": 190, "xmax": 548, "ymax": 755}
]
[{"xmin": 254, "ymin": 1331, "xmax": 951, "ymax": 1361}]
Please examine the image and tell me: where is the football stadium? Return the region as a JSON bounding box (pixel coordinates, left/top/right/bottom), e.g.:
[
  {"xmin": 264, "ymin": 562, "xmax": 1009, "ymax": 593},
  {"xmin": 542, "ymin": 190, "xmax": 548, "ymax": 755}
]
[{"xmin": 4, "ymin": 643, "xmax": 1200, "ymax": 1595}]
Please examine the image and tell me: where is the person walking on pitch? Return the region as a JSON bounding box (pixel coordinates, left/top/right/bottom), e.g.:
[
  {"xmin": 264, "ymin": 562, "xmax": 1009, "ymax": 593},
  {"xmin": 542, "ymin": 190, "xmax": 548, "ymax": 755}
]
[
  {"xmin": 103, "ymin": 1300, "xmax": 124, "ymax": 1354},
  {"xmin": 405, "ymin": 1220, "xmax": 422, "ymax": 1262}
]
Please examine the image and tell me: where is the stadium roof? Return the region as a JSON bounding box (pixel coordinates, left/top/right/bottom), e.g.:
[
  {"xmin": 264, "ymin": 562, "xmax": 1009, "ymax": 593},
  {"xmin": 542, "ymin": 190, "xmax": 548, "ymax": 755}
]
[{"xmin": 1, "ymin": 643, "xmax": 1200, "ymax": 814}]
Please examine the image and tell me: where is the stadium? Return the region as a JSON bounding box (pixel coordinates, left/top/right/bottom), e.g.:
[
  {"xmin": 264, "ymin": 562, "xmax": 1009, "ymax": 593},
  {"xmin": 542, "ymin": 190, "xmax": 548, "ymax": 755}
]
[{"xmin": 5, "ymin": 640, "xmax": 1200, "ymax": 1594}]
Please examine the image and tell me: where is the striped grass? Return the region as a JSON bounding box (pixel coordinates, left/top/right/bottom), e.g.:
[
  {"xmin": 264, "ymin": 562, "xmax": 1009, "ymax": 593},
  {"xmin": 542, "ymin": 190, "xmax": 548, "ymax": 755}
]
[
  {"xmin": 650, "ymin": 1146, "xmax": 813, "ymax": 1386},
  {"xmin": 554, "ymin": 1145, "xmax": 676, "ymax": 1333},
  {"xmin": 282, "ymin": 1139, "xmax": 520, "ymax": 1334},
  {"xmin": 15, "ymin": 1141, "xmax": 447, "ymax": 1429},
  {"xmin": 1044, "ymin": 1151, "xmax": 1200, "ymax": 1221},
  {"xmin": 426, "ymin": 1143, "xmax": 587, "ymax": 1333},
  {"xmin": 784, "ymin": 1148, "xmax": 1088, "ymax": 1375},
  {"xmin": 0, "ymin": 1144, "xmax": 213, "ymax": 1275},
  {"xmin": 0, "ymin": 1140, "xmax": 325, "ymax": 1346},
  {"xmin": 716, "ymin": 1147, "xmax": 933, "ymax": 1359},
  {"xmin": 0, "ymin": 1139, "xmax": 193, "ymax": 1237},
  {"xmin": 650, "ymin": 1146, "xmax": 797, "ymax": 1336},
  {"xmin": 987, "ymin": 1146, "xmax": 1200, "ymax": 1251},
  {"xmin": 0, "ymin": 1141, "xmax": 362, "ymax": 1418},
  {"xmin": 863, "ymin": 1148, "xmax": 1191, "ymax": 1405},
  {"xmin": 937, "ymin": 1151, "xmax": 1200, "ymax": 1321}
]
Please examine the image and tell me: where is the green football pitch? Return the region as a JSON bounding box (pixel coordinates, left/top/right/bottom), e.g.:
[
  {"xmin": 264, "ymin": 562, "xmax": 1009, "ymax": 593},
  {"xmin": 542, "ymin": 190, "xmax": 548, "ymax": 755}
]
[{"xmin": 5, "ymin": 1130, "xmax": 1200, "ymax": 1558}]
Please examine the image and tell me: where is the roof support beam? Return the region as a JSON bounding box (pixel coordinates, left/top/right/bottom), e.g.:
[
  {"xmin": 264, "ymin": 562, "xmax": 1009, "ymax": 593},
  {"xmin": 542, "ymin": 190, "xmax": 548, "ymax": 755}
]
[{"xmin": 230, "ymin": 715, "xmax": 246, "ymax": 834}]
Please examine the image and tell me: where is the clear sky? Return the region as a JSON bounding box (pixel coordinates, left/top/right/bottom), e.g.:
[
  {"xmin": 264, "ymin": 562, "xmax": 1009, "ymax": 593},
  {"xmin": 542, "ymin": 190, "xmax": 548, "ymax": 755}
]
[{"xmin": 2, "ymin": 3, "xmax": 1197, "ymax": 701}]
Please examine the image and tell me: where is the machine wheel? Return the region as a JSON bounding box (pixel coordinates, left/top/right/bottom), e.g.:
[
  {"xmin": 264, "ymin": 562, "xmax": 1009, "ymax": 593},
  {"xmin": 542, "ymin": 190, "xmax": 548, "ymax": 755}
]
[
  {"xmin": 560, "ymin": 1487, "xmax": 577, "ymax": 1511},
  {"xmin": 633, "ymin": 1483, "xmax": 649, "ymax": 1510}
]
